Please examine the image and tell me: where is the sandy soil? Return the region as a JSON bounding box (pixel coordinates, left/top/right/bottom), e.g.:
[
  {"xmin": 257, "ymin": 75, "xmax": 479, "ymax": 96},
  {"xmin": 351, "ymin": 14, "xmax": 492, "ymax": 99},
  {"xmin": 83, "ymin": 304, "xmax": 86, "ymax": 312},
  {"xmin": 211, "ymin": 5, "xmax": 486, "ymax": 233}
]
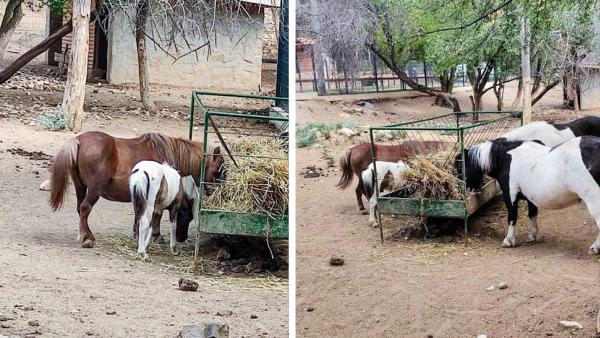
[
  {"xmin": 296, "ymin": 84, "xmax": 600, "ymax": 337},
  {"xmin": 0, "ymin": 72, "xmax": 287, "ymax": 337}
]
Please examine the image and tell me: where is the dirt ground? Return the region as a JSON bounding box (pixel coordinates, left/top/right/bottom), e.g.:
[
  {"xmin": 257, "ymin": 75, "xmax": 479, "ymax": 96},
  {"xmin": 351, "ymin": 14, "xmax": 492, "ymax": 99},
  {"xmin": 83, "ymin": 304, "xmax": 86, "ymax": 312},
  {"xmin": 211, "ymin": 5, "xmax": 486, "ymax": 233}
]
[
  {"xmin": 0, "ymin": 69, "xmax": 287, "ymax": 337},
  {"xmin": 296, "ymin": 84, "xmax": 600, "ymax": 337}
]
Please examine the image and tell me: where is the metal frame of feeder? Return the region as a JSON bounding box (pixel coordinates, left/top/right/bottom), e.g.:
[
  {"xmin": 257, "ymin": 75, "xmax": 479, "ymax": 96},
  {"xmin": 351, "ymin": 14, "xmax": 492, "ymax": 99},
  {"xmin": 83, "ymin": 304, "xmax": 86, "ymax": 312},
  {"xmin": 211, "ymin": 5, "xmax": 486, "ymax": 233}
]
[
  {"xmin": 188, "ymin": 91, "xmax": 289, "ymax": 261},
  {"xmin": 369, "ymin": 111, "xmax": 523, "ymax": 243}
]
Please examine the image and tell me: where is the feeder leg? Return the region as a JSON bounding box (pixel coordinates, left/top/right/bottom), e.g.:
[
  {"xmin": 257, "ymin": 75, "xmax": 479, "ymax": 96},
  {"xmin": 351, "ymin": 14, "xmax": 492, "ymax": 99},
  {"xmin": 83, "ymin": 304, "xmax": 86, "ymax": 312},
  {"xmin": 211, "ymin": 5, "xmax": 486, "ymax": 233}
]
[
  {"xmin": 377, "ymin": 207, "xmax": 384, "ymax": 244},
  {"xmin": 464, "ymin": 217, "xmax": 469, "ymax": 247}
]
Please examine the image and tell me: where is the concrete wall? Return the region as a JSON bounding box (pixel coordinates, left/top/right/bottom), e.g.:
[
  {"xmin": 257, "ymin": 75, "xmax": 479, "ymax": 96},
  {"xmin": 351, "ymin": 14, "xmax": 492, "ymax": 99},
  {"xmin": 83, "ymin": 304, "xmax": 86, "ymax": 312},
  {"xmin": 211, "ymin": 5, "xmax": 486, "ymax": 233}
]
[
  {"xmin": 107, "ymin": 11, "xmax": 265, "ymax": 92},
  {"xmin": 581, "ymin": 70, "xmax": 600, "ymax": 110},
  {"xmin": 0, "ymin": 2, "xmax": 47, "ymax": 64}
]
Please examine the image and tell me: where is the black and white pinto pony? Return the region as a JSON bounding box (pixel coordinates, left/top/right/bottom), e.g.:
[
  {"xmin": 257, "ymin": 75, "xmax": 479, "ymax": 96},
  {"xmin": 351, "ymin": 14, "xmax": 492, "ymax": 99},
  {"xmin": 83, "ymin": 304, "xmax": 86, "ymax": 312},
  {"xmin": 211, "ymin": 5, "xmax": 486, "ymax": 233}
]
[
  {"xmin": 129, "ymin": 161, "xmax": 195, "ymax": 259},
  {"xmin": 503, "ymin": 115, "xmax": 600, "ymax": 146},
  {"xmin": 361, "ymin": 161, "xmax": 409, "ymax": 227},
  {"xmin": 461, "ymin": 136, "xmax": 600, "ymax": 254}
]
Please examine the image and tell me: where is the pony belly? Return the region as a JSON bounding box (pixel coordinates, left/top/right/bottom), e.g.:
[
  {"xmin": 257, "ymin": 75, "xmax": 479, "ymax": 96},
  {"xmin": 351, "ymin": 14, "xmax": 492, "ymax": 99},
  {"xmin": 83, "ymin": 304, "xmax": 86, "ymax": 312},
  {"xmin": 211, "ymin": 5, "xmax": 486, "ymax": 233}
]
[{"xmin": 529, "ymin": 190, "xmax": 580, "ymax": 210}]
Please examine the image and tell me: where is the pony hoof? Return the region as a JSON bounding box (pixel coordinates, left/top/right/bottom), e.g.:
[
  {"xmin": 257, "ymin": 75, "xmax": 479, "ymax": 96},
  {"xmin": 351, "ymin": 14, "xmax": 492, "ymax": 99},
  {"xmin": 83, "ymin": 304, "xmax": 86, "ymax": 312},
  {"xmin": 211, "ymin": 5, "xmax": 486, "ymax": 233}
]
[
  {"xmin": 152, "ymin": 235, "xmax": 166, "ymax": 245},
  {"xmin": 361, "ymin": 210, "xmax": 369, "ymax": 216},
  {"xmin": 171, "ymin": 247, "xmax": 181, "ymax": 256},
  {"xmin": 588, "ymin": 246, "xmax": 600, "ymax": 255},
  {"xmin": 369, "ymin": 222, "xmax": 379, "ymax": 228},
  {"xmin": 527, "ymin": 234, "xmax": 540, "ymax": 242},
  {"xmin": 81, "ymin": 239, "xmax": 94, "ymax": 248},
  {"xmin": 502, "ymin": 238, "xmax": 516, "ymax": 248}
]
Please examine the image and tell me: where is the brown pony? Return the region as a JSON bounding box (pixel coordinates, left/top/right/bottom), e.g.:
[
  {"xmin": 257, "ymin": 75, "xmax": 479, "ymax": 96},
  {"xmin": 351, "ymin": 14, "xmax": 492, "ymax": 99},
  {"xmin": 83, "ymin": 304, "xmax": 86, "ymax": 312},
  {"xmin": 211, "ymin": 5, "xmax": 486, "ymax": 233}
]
[
  {"xmin": 49, "ymin": 131, "xmax": 224, "ymax": 248},
  {"xmin": 336, "ymin": 141, "xmax": 447, "ymax": 213}
]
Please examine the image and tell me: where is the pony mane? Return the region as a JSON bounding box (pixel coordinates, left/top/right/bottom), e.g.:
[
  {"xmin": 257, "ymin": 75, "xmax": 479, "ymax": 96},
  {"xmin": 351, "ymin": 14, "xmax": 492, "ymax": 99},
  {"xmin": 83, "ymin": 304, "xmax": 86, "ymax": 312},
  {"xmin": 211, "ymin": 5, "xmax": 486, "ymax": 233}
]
[
  {"xmin": 138, "ymin": 133, "xmax": 202, "ymax": 175},
  {"xmin": 471, "ymin": 138, "xmax": 530, "ymax": 174}
]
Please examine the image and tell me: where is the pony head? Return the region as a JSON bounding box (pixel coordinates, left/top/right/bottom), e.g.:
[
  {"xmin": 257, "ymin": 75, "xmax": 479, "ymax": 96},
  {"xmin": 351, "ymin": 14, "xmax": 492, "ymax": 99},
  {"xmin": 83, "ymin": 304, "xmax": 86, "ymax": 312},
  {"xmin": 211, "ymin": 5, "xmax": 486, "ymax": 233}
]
[
  {"xmin": 455, "ymin": 140, "xmax": 496, "ymax": 192},
  {"xmin": 175, "ymin": 194, "xmax": 195, "ymax": 243},
  {"xmin": 205, "ymin": 146, "xmax": 226, "ymax": 185}
]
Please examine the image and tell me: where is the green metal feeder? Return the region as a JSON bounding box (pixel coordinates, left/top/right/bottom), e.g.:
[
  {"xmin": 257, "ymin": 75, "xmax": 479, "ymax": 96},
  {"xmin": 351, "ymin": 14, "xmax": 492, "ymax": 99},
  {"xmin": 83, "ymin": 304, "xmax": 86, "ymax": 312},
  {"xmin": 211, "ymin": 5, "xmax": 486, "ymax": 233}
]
[
  {"xmin": 188, "ymin": 91, "xmax": 289, "ymax": 261},
  {"xmin": 369, "ymin": 111, "xmax": 523, "ymax": 242}
]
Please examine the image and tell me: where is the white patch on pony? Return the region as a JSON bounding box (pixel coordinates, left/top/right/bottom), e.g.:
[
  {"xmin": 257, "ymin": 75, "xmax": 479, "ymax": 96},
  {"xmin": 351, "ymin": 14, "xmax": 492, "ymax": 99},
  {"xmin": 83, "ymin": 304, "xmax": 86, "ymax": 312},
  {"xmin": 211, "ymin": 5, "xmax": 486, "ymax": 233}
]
[
  {"xmin": 468, "ymin": 141, "xmax": 493, "ymax": 172},
  {"xmin": 503, "ymin": 221, "xmax": 517, "ymax": 247},
  {"xmin": 504, "ymin": 121, "xmax": 576, "ymax": 147},
  {"xmin": 505, "ymin": 138, "xmax": 600, "ymax": 253},
  {"xmin": 362, "ymin": 161, "xmax": 409, "ymax": 226},
  {"xmin": 130, "ymin": 161, "xmax": 184, "ymax": 258}
]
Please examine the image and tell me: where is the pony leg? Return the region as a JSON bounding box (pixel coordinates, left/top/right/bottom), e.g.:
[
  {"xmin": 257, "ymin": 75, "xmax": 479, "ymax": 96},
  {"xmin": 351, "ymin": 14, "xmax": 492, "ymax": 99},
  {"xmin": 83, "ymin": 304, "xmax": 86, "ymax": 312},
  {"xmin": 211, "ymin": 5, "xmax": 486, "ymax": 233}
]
[
  {"xmin": 526, "ymin": 200, "xmax": 540, "ymax": 242},
  {"xmin": 150, "ymin": 212, "xmax": 166, "ymax": 244},
  {"xmin": 137, "ymin": 215, "xmax": 152, "ymax": 259},
  {"xmin": 78, "ymin": 188, "xmax": 100, "ymax": 248},
  {"xmin": 168, "ymin": 209, "xmax": 180, "ymax": 255},
  {"xmin": 356, "ymin": 180, "xmax": 368, "ymax": 215},
  {"xmin": 368, "ymin": 193, "xmax": 377, "ymax": 227},
  {"xmin": 501, "ymin": 193, "xmax": 519, "ymax": 248},
  {"xmin": 580, "ymin": 195, "xmax": 600, "ymax": 254}
]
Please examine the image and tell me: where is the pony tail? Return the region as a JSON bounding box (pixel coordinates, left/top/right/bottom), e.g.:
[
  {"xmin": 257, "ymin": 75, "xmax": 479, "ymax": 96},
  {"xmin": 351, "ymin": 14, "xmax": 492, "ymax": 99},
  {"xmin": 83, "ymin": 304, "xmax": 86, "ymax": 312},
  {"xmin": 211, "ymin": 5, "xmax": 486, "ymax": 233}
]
[
  {"xmin": 361, "ymin": 167, "xmax": 374, "ymax": 198},
  {"xmin": 132, "ymin": 185, "xmax": 147, "ymax": 218},
  {"xmin": 49, "ymin": 138, "xmax": 80, "ymax": 211},
  {"xmin": 336, "ymin": 149, "xmax": 353, "ymax": 189}
]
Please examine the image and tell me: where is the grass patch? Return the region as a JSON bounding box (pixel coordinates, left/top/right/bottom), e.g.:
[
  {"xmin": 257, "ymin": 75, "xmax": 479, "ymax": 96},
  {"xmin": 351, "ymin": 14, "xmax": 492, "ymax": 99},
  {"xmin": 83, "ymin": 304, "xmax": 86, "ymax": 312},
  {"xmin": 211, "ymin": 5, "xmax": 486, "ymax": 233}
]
[{"xmin": 296, "ymin": 122, "xmax": 337, "ymax": 147}]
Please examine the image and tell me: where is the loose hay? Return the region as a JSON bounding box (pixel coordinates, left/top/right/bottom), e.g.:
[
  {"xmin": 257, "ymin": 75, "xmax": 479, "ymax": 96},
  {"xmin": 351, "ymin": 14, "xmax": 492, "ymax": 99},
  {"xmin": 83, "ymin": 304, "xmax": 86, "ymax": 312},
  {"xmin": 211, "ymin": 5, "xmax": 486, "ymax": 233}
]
[
  {"xmin": 203, "ymin": 138, "xmax": 288, "ymax": 217},
  {"xmin": 397, "ymin": 152, "xmax": 460, "ymax": 200}
]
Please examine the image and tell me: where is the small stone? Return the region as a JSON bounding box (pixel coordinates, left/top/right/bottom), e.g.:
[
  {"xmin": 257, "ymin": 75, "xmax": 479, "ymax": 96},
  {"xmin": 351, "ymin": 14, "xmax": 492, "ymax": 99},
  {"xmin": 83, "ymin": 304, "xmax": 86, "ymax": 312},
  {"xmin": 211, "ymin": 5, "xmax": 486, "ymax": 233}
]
[
  {"xmin": 486, "ymin": 285, "xmax": 494, "ymax": 291},
  {"xmin": 545, "ymin": 333, "xmax": 553, "ymax": 336},
  {"xmin": 178, "ymin": 278, "xmax": 199, "ymax": 292},
  {"xmin": 106, "ymin": 310, "xmax": 117, "ymax": 315},
  {"xmin": 1, "ymin": 323, "xmax": 11, "ymax": 328},
  {"xmin": 250, "ymin": 314, "xmax": 258, "ymax": 319},
  {"xmin": 306, "ymin": 307, "xmax": 315, "ymax": 312},
  {"xmin": 498, "ymin": 282, "xmax": 508, "ymax": 290},
  {"xmin": 329, "ymin": 257, "xmax": 345, "ymax": 266},
  {"xmin": 28, "ymin": 320, "xmax": 40, "ymax": 327},
  {"xmin": 216, "ymin": 310, "xmax": 233, "ymax": 317},
  {"xmin": 24, "ymin": 305, "xmax": 34, "ymax": 311},
  {"xmin": 85, "ymin": 331, "xmax": 94, "ymax": 336},
  {"xmin": 477, "ymin": 335, "xmax": 487, "ymax": 338},
  {"xmin": 558, "ymin": 320, "xmax": 582, "ymax": 330},
  {"xmin": 0, "ymin": 314, "xmax": 16, "ymax": 321}
]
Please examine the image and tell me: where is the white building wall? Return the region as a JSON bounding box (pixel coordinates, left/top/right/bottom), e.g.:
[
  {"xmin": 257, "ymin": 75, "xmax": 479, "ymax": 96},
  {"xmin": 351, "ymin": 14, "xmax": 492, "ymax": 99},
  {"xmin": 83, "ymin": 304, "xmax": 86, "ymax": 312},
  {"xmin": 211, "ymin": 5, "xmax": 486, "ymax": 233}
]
[{"xmin": 107, "ymin": 11, "xmax": 264, "ymax": 92}]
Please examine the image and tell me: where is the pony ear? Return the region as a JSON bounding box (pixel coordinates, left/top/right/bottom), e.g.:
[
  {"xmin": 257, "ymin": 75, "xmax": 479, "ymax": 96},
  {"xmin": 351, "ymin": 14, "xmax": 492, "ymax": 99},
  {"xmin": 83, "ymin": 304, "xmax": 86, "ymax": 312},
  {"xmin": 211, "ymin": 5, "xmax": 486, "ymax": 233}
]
[{"xmin": 213, "ymin": 146, "xmax": 221, "ymax": 156}]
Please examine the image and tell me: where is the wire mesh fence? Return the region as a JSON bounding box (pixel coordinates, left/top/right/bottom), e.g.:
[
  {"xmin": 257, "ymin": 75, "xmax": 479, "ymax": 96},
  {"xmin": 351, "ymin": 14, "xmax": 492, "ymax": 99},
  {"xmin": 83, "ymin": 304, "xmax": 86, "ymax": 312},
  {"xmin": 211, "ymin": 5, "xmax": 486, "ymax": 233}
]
[{"xmin": 369, "ymin": 111, "xmax": 522, "ymax": 198}]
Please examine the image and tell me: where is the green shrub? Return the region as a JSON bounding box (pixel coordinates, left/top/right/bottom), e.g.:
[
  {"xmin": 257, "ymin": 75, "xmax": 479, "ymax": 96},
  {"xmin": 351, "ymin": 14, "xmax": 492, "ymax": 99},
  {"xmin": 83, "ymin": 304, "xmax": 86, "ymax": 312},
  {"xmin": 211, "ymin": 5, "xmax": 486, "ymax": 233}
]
[
  {"xmin": 296, "ymin": 122, "xmax": 336, "ymax": 148},
  {"xmin": 36, "ymin": 109, "xmax": 69, "ymax": 131}
]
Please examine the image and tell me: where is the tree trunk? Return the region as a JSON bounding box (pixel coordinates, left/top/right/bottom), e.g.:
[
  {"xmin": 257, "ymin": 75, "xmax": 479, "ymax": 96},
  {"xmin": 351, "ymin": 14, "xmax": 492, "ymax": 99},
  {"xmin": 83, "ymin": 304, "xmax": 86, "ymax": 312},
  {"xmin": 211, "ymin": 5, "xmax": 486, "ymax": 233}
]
[
  {"xmin": 369, "ymin": 45, "xmax": 461, "ymax": 112},
  {"xmin": 0, "ymin": 0, "xmax": 24, "ymax": 63},
  {"xmin": 61, "ymin": 0, "xmax": 91, "ymax": 131},
  {"xmin": 135, "ymin": 0, "xmax": 156, "ymax": 113},
  {"xmin": 309, "ymin": 0, "xmax": 326, "ymax": 95},
  {"xmin": 0, "ymin": 19, "xmax": 74, "ymax": 84},
  {"xmin": 520, "ymin": 9, "xmax": 532, "ymax": 124},
  {"xmin": 510, "ymin": 78, "xmax": 523, "ymax": 110},
  {"xmin": 532, "ymin": 80, "xmax": 559, "ymax": 106},
  {"xmin": 493, "ymin": 80, "xmax": 504, "ymax": 111},
  {"xmin": 434, "ymin": 68, "xmax": 455, "ymax": 107}
]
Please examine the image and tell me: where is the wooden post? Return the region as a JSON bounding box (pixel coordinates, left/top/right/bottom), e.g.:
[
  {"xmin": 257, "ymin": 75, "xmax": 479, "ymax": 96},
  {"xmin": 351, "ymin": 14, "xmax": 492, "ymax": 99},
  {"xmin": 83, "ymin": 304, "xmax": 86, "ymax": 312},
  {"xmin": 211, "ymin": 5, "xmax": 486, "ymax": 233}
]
[
  {"xmin": 520, "ymin": 7, "xmax": 532, "ymax": 124},
  {"xmin": 61, "ymin": 0, "xmax": 91, "ymax": 131}
]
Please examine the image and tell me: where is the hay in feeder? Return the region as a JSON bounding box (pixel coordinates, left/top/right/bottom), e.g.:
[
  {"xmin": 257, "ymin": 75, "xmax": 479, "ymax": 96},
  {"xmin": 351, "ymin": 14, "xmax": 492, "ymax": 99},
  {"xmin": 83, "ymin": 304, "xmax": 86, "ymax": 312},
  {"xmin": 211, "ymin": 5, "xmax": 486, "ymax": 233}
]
[
  {"xmin": 394, "ymin": 152, "xmax": 460, "ymax": 200},
  {"xmin": 203, "ymin": 138, "xmax": 288, "ymax": 217}
]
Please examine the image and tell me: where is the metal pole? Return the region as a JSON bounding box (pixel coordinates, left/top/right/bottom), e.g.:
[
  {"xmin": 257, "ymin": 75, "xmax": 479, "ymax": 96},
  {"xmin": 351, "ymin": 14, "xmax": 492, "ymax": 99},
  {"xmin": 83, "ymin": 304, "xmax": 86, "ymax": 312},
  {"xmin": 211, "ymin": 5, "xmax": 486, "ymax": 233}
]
[
  {"xmin": 188, "ymin": 92, "xmax": 195, "ymax": 140},
  {"xmin": 423, "ymin": 62, "xmax": 428, "ymax": 87}
]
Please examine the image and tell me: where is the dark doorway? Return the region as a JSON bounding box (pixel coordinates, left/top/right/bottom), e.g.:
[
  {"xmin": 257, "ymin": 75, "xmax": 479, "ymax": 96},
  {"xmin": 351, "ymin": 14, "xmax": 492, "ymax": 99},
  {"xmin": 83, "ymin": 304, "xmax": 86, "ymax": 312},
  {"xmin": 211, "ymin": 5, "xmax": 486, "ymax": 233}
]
[
  {"xmin": 47, "ymin": 9, "xmax": 63, "ymax": 66},
  {"xmin": 93, "ymin": 16, "xmax": 108, "ymax": 79}
]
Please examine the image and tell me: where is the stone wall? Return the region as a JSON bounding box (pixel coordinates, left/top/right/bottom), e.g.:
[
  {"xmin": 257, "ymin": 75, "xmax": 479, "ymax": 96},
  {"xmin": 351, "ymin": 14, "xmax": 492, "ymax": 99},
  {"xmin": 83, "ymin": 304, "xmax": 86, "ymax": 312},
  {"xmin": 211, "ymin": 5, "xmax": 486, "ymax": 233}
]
[
  {"xmin": 0, "ymin": 2, "xmax": 47, "ymax": 64},
  {"xmin": 262, "ymin": 8, "xmax": 278, "ymax": 60},
  {"xmin": 107, "ymin": 10, "xmax": 265, "ymax": 92},
  {"xmin": 581, "ymin": 70, "xmax": 600, "ymax": 110}
]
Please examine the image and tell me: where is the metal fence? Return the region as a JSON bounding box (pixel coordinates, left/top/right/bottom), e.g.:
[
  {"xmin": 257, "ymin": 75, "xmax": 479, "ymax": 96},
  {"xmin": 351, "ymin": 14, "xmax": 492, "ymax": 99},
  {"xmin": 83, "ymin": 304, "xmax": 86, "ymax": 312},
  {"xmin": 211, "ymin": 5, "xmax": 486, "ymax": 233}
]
[{"xmin": 296, "ymin": 47, "xmax": 471, "ymax": 95}]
